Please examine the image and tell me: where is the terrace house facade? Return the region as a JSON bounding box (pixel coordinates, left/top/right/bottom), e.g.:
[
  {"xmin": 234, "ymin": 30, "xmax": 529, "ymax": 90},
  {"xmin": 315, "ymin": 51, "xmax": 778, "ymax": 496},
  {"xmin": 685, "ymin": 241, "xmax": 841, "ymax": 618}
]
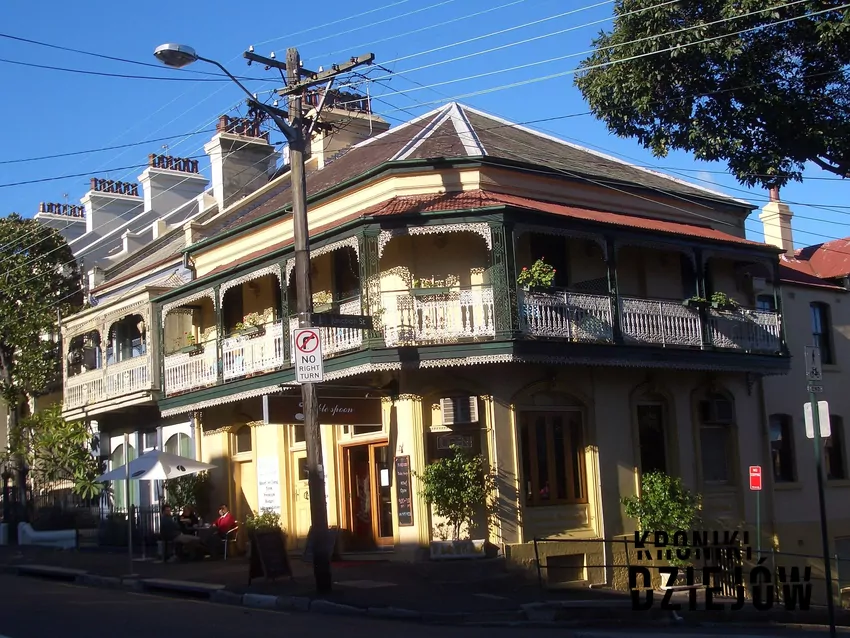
[{"xmin": 60, "ymin": 100, "xmax": 790, "ymax": 583}]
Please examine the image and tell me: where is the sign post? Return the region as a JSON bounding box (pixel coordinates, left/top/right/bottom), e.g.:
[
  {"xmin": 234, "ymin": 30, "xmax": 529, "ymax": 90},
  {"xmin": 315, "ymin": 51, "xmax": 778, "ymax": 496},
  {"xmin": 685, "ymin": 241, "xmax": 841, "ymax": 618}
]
[
  {"xmin": 749, "ymin": 465, "xmax": 762, "ymax": 559},
  {"xmin": 804, "ymin": 345, "xmax": 836, "ymax": 638},
  {"xmin": 293, "ymin": 328, "xmax": 324, "ymax": 384}
]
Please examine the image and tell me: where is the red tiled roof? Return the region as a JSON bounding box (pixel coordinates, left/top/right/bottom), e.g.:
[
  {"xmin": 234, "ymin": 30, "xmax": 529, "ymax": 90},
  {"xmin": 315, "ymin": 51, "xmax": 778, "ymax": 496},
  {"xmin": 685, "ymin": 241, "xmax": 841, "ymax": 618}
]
[
  {"xmin": 363, "ymin": 190, "xmax": 766, "ymax": 247},
  {"xmin": 779, "ymin": 255, "xmax": 847, "ymax": 291},
  {"xmin": 195, "ymin": 189, "xmax": 773, "ymax": 285},
  {"xmin": 792, "ymin": 237, "xmax": 850, "ymax": 280}
]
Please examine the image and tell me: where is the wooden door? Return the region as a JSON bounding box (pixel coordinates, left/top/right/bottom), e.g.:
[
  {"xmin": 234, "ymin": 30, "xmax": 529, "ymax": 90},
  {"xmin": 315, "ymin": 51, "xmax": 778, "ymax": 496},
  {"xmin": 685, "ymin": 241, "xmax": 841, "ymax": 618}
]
[{"xmin": 343, "ymin": 442, "xmax": 394, "ymax": 549}]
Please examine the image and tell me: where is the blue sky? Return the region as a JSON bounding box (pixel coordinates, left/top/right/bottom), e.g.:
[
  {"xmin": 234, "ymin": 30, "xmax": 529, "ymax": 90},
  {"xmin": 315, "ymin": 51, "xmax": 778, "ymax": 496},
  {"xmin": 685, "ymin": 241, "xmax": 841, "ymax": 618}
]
[{"xmin": 1, "ymin": 0, "xmax": 846, "ymax": 250}]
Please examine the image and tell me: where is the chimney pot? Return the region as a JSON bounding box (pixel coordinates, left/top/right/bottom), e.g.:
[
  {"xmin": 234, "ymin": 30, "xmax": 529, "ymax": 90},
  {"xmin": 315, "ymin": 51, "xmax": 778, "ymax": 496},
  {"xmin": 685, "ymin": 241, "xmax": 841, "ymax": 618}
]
[{"xmin": 769, "ymin": 186, "xmax": 780, "ymax": 202}]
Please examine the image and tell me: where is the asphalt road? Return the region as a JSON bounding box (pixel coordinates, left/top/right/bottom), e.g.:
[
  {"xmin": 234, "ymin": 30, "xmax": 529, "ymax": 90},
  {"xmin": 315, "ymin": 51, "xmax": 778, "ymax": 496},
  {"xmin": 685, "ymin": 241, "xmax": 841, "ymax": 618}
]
[{"xmin": 0, "ymin": 574, "xmax": 846, "ymax": 638}]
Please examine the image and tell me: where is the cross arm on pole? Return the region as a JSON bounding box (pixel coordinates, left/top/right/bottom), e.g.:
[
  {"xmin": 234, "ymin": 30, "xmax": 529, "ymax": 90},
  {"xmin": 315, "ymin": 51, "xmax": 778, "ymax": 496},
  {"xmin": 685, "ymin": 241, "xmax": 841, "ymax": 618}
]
[
  {"xmin": 277, "ymin": 53, "xmax": 375, "ymax": 96},
  {"xmin": 244, "ymin": 50, "xmax": 317, "ymax": 77}
]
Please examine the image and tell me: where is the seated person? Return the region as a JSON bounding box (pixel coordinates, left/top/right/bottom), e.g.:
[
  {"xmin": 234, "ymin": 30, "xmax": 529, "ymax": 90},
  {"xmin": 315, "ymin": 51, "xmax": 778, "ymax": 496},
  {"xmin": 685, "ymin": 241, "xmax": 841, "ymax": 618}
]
[
  {"xmin": 178, "ymin": 505, "xmax": 199, "ymax": 534},
  {"xmin": 159, "ymin": 505, "xmax": 203, "ymax": 560},
  {"xmin": 205, "ymin": 504, "xmax": 237, "ymax": 556},
  {"xmin": 211, "ymin": 504, "xmax": 237, "ymax": 537}
]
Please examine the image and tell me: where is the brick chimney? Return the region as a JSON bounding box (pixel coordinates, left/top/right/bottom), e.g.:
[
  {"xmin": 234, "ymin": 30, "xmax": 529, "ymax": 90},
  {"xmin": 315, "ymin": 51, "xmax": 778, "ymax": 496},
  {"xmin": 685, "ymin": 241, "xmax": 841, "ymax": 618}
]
[
  {"xmin": 203, "ymin": 113, "xmax": 279, "ymax": 211},
  {"xmin": 759, "ymin": 186, "xmax": 794, "ymax": 254},
  {"xmin": 81, "ymin": 178, "xmax": 143, "ymax": 239},
  {"xmin": 306, "ymin": 88, "xmax": 389, "ymax": 169},
  {"xmin": 35, "ymin": 202, "xmax": 87, "ymax": 244},
  {"xmin": 138, "ymin": 154, "xmax": 208, "ymax": 215}
]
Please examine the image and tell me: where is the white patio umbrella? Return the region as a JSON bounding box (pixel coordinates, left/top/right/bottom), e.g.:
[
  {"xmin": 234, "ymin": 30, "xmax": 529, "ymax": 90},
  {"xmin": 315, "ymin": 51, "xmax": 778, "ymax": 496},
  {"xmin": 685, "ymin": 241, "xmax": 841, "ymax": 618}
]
[
  {"xmin": 97, "ymin": 447, "xmax": 216, "ymax": 571},
  {"xmin": 96, "ymin": 450, "xmax": 215, "ymax": 482}
]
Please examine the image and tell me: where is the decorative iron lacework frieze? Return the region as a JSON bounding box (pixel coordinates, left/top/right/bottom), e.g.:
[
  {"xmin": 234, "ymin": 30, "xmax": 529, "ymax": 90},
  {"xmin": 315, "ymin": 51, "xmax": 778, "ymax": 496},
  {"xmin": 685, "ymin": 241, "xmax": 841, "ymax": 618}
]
[
  {"xmin": 285, "ymin": 236, "xmax": 360, "ymax": 283},
  {"xmin": 377, "ymin": 223, "xmax": 493, "ymax": 259},
  {"xmin": 514, "ymin": 224, "xmax": 608, "ymax": 260},
  {"xmin": 162, "ymin": 382, "xmax": 284, "ymax": 419},
  {"xmin": 160, "ymin": 288, "xmax": 216, "ymax": 327},
  {"xmin": 219, "ymin": 263, "xmax": 282, "ymax": 297}
]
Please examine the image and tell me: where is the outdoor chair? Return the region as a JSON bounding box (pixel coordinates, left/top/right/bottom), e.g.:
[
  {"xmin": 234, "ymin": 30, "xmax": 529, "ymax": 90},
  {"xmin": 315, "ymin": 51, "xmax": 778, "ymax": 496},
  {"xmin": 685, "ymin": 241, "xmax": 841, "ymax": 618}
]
[{"xmin": 222, "ymin": 525, "xmax": 239, "ymax": 560}]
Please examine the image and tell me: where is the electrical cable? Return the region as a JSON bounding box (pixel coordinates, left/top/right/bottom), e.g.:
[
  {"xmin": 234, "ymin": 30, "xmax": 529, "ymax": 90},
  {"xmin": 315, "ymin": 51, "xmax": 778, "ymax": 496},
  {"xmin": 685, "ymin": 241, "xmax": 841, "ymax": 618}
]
[
  {"xmin": 0, "ymin": 129, "xmax": 217, "ymax": 165},
  {"xmin": 0, "ymin": 33, "xmax": 269, "ymax": 81}
]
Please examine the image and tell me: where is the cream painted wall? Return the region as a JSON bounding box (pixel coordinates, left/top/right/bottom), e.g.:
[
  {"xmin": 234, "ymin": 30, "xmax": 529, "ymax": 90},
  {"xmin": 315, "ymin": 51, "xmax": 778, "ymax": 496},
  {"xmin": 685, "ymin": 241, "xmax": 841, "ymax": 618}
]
[{"xmin": 763, "ymin": 284, "xmax": 850, "ymax": 555}]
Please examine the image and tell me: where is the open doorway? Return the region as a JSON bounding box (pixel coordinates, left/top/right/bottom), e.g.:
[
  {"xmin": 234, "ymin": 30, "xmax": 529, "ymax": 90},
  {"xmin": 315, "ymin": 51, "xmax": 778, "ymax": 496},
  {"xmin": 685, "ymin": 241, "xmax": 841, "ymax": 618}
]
[{"xmin": 342, "ymin": 442, "xmax": 393, "ymax": 550}]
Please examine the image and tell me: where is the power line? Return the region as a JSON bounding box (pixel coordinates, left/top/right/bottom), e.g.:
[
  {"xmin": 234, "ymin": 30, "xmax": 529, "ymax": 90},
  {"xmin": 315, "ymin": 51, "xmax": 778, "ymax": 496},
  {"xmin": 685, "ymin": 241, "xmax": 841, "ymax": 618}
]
[
  {"xmin": 0, "ymin": 57, "xmax": 264, "ymax": 82},
  {"xmin": 0, "ymin": 33, "xmax": 268, "ymax": 81},
  {"xmin": 0, "ymin": 129, "xmax": 217, "ymax": 165}
]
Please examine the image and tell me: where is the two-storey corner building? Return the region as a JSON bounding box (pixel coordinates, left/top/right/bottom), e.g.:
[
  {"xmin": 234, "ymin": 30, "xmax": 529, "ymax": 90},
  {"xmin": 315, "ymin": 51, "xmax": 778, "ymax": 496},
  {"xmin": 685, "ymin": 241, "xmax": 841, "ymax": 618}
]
[
  {"xmin": 144, "ymin": 101, "xmax": 789, "ymax": 579},
  {"xmin": 758, "ymin": 189, "xmax": 850, "ymax": 602},
  {"xmin": 58, "ymin": 112, "xmax": 281, "ymax": 516}
]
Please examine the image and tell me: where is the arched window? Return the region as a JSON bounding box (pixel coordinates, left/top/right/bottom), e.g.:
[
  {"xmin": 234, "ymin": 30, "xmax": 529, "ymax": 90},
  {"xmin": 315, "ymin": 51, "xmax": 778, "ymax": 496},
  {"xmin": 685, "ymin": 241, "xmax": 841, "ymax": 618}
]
[
  {"xmin": 769, "ymin": 414, "xmax": 796, "ymax": 482},
  {"xmin": 164, "ymin": 433, "xmax": 193, "ymax": 459},
  {"xmin": 110, "ymin": 443, "xmax": 136, "ymax": 509},
  {"xmin": 234, "ymin": 425, "xmax": 252, "ymax": 455},
  {"xmin": 826, "ymin": 415, "xmax": 847, "ymax": 480},
  {"xmin": 698, "ymin": 392, "xmax": 735, "ymax": 484}
]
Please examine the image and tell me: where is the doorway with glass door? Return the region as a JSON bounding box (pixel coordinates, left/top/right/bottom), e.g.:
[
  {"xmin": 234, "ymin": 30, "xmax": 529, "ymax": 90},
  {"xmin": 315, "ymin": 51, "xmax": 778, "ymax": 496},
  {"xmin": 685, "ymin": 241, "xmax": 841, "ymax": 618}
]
[{"xmin": 342, "ymin": 442, "xmax": 394, "ymax": 550}]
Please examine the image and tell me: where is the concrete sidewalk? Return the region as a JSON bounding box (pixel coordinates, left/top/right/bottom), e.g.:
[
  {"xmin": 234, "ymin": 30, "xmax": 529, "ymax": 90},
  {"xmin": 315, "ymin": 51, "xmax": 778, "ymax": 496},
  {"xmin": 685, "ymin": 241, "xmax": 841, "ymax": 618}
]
[{"xmin": 3, "ymin": 545, "xmax": 850, "ymax": 630}]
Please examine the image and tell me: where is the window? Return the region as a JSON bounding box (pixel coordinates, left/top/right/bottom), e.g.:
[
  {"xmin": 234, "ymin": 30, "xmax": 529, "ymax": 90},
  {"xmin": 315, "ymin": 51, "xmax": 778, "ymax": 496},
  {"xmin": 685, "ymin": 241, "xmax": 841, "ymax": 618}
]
[
  {"xmin": 520, "ymin": 411, "xmax": 586, "ymax": 506},
  {"xmin": 164, "ymin": 433, "xmax": 193, "ymax": 458},
  {"xmin": 756, "ymin": 295, "xmax": 776, "ymax": 312},
  {"xmin": 811, "ymin": 303, "xmax": 834, "ymax": 364},
  {"xmin": 637, "ymin": 403, "xmax": 667, "ymax": 474},
  {"xmin": 769, "ymin": 414, "xmax": 796, "ymax": 482},
  {"xmin": 698, "ymin": 394, "xmax": 735, "ymax": 484},
  {"xmin": 234, "ymin": 426, "xmax": 252, "ymax": 454},
  {"xmin": 826, "ymin": 415, "xmax": 847, "ymax": 480}
]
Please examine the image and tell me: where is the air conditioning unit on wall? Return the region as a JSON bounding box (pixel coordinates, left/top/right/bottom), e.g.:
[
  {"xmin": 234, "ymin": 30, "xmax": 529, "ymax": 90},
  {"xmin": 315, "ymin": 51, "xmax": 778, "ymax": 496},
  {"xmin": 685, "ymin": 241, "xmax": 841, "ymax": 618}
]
[{"xmin": 440, "ymin": 396, "xmax": 479, "ymax": 425}]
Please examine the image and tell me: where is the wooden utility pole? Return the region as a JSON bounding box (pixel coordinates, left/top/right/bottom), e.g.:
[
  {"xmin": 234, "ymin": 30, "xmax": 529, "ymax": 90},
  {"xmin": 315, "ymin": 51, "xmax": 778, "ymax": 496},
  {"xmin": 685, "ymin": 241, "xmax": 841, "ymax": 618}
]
[{"xmin": 243, "ymin": 46, "xmax": 374, "ymax": 595}]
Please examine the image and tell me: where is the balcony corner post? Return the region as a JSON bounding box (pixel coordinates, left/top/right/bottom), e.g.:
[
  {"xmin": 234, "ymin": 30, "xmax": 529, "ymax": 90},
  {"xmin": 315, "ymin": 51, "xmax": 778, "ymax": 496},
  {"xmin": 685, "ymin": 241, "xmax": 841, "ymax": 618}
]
[
  {"xmin": 489, "ymin": 221, "xmax": 518, "ymax": 339},
  {"xmin": 278, "ymin": 261, "xmax": 290, "ymax": 361},
  {"xmin": 214, "ymin": 285, "xmax": 224, "ymax": 384},
  {"xmin": 605, "ymin": 237, "xmax": 623, "ymax": 344},
  {"xmin": 155, "ymin": 305, "xmax": 165, "ymax": 394},
  {"xmin": 695, "ymin": 248, "xmax": 710, "ymax": 349},
  {"xmin": 772, "ymin": 259, "xmax": 789, "ymax": 354},
  {"xmin": 359, "ymin": 229, "xmax": 384, "ymax": 348}
]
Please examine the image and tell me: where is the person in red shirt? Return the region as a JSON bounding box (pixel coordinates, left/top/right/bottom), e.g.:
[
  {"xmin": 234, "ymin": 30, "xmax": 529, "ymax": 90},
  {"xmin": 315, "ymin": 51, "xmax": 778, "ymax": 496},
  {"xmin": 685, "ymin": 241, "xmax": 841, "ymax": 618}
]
[{"xmin": 211, "ymin": 504, "xmax": 237, "ymax": 537}]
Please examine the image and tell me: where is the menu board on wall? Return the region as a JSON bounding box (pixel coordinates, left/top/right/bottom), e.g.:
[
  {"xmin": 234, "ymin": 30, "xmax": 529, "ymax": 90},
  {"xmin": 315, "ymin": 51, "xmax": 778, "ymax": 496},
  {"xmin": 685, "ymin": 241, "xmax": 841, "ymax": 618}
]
[
  {"xmin": 394, "ymin": 455, "xmax": 414, "ymax": 527},
  {"xmin": 256, "ymin": 456, "xmax": 281, "ymax": 515}
]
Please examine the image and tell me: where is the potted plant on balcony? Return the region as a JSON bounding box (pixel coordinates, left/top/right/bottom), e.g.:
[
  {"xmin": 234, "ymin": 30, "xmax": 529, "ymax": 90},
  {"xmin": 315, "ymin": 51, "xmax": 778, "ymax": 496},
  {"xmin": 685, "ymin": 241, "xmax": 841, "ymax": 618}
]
[
  {"xmin": 312, "ymin": 291, "xmax": 335, "ymax": 313},
  {"xmin": 517, "ymin": 258, "xmax": 556, "ymax": 293},
  {"xmin": 710, "ymin": 292, "xmax": 740, "ymax": 312},
  {"xmin": 415, "ymin": 445, "xmax": 499, "ymax": 560},
  {"xmin": 412, "ymin": 276, "xmax": 453, "ymax": 296},
  {"xmin": 682, "ymin": 295, "xmax": 708, "ymax": 310},
  {"xmin": 178, "ymin": 333, "xmax": 204, "ymax": 356},
  {"xmin": 233, "ymin": 312, "xmax": 265, "ymax": 338}
]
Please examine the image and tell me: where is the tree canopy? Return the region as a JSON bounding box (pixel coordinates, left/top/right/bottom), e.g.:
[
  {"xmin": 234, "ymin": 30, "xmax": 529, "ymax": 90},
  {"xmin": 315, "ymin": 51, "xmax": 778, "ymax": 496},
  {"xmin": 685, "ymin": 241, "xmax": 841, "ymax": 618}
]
[
  {"xmin": 0, "ymin": 213, "xmax": 82, "ymax": 495},
  {"xmin": 574, "ymin": 0, "xmax": 849, "ymax": 189}
]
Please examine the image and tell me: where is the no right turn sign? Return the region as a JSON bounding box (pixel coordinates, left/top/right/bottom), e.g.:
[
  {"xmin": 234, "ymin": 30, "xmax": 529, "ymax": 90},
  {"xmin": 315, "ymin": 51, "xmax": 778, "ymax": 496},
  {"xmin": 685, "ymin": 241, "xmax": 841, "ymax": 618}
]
[{"xmin": 293, "ymin": 328, "xmax": 324, "ymax": 384}]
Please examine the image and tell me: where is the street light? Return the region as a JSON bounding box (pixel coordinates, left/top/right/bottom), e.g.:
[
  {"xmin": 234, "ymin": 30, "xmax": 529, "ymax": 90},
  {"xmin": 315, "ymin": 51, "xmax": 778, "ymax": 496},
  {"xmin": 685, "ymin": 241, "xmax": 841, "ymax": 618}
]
[{"xmin": 154, "ymin": 43, "xmax": 330, "ymax": 593}]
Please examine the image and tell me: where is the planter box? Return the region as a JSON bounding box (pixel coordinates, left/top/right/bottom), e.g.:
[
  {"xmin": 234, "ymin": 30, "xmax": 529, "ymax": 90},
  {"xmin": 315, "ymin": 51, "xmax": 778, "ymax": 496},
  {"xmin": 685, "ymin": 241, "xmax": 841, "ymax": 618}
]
[
  {"xmin": 178, "ymin": 344, "xmax": 204, "ymax": 356},
  {"xmin": 236, "ymin": 325, "xmax": 265, "ymax": 338},
  {"xmin": 711, "ymin": 302, "xmax": 739, "ymax": 312},
  {"xmin": 430, "ymin": 539, "xmax": 492, "ymax": 560},
  {"xmin": 682, "ymin": 299, "xmax": 708, "ymax": 309},
  {"xmin": 523, "ymin": 285, "xmax": 557, "ymax": 294},
  {"xmin": 313, "ymin": 303, "xmax": 335, "ymax": 313},
  {"xmin": 412, "ymin": 287, "xmax": 451, "ymax": 296}
]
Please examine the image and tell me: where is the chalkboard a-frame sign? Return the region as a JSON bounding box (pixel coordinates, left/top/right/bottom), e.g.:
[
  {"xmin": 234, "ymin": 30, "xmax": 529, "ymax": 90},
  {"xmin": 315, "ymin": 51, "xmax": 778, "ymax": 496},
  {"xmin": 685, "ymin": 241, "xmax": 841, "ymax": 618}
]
[
  {"xmin": 395, "ymin": 455, "xmax": 414, "ymax": 527},
  {"xmin": 248, "ymin": 529, "xmax": 292, "ymax": 584}
]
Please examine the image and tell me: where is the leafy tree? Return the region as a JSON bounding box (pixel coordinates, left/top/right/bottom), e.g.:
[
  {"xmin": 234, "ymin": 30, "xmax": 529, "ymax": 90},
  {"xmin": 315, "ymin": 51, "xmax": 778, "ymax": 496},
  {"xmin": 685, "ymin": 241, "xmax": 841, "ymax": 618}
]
[
  {"xmin": 3, "ymin": 404, "xmax": 104, "ymax": 500},
  {"xmin": 414, "ymin": 445, "xmax": 497, "ymax": 541},
  {"xmin": 0, "ymin": 213, "xmax": 82, "ymax": 501},
  {"xmin": 574, "ymin": 1, "xmax": 850, "ymax": 189},
  {"xmin": 622, "ymin": 471, "xmax": 701, "ymax": 566}
]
